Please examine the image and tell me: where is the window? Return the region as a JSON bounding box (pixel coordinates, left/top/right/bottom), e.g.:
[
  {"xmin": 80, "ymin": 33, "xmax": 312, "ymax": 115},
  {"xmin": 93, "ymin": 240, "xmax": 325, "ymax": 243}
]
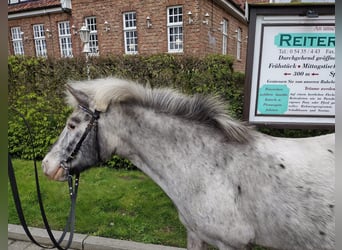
[
  {"xmin": 85, "ymin": 17, "xmax": 99, "ymax": 56},
  {"xmin": 8, "ymin": 0, "xmax": 28, "ymax": 4},
  {"xmin": 167, "ymin": 6, "xmax": 183, "ymax": 53},
  {"xmin": 236, "ymin": 28, "xmax": 242, "ymax": 60},
  {"xmin": 11, "ymin": 27, "xmax": 24, "ymax": 55},
  {"xmin": 123, "ymin": 12, "xmax": 138, "ymax": 54},
  {"xmin": 58, "ymin": 21, "xmax": 73, "ymax": 57},
  {"xmin": 33, "ymin": 24, "xmax": 47, "ymax": 57},
  {"xmin": 222, "ymin": 19, "xmax": 228, "ymax": 55}
]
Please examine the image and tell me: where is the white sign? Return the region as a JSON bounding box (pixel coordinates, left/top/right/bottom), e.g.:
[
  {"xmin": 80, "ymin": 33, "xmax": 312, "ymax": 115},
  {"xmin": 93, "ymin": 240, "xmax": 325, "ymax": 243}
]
[{"xmin": 245, "ymin": 8, "xmax": 335, "ymax": 127}]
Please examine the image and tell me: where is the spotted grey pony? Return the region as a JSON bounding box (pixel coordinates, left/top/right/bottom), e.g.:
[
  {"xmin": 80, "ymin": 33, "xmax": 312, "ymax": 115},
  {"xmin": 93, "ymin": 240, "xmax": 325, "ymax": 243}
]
[{"xmin": 42, "ymin": 77, "xmax": 335, "ymax": 250}]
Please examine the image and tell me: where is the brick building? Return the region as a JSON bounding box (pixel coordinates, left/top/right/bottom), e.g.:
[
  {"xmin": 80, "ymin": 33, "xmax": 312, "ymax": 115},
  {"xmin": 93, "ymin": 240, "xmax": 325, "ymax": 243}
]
[{"xmin": 8, "ymin": 0, "xmax": 264, "ymax": 72}]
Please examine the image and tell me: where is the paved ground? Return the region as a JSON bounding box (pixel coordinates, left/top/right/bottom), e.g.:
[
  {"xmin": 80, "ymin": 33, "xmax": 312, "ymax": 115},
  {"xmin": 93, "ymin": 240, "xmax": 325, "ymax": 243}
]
[{"xmin": 8, "ymin": 224, "xmax": 186, "ymax": 250}]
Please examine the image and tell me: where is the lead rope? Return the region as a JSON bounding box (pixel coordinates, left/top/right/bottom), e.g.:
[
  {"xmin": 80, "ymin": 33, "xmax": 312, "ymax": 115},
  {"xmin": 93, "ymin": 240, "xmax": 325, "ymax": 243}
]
[{"xmin": 8, "ymin": 108, "xmax": 79, "ymax": 250}]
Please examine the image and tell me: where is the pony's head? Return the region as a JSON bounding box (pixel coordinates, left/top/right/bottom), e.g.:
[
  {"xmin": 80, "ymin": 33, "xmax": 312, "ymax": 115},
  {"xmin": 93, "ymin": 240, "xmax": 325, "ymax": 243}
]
[
  {"xmin": 42, "ymin": 84, "xmax": 103, "ymax": 181},
  {"xmin": 42, "ymin": 77, "xmax": 146, "ymax": 181}
]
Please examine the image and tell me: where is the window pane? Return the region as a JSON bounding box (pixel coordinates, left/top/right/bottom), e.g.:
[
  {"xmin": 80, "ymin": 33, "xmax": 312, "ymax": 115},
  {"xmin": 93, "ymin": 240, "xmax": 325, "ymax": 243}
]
[
  {"xmin": 123, "ymin": 12, "xmax": 138, "ymax": 54},
  {"xmin": 11, "ymin": 26, "xmax": 24, "ymax": 55},
  {"xmin": 85, "ymin": 17, "xmax": 99, "ymax": 55},
  {"xmin": 167, "ymin": 6, "xmax": 183, "ymax": 53},
  {"xmin": 33, "ymin": 24, "xmax": 47, "ymax": 57},
  {"xmin": 58, "ymin": 21, "xmax": 73, "ymax": 57}
]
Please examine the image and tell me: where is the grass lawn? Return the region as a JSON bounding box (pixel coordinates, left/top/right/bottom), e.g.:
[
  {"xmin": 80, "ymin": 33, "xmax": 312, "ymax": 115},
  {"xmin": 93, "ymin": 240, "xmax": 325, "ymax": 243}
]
[
  {"xmin": 9, "ymin": 159, "xmax": 267, "ymax": 250},
  {"xmin": 8, "ymin": 159, "xmax": 187, "ymax": 247}
]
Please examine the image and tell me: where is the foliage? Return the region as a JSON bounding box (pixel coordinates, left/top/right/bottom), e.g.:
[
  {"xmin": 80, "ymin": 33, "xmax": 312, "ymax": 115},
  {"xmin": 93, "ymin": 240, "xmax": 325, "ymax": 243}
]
[
  {"xmin": 8, "ymin": 92, "xmax": 71, "ymax": 159},
  {"xmin": 8, "ymin": 56, "xmax": 72, "ymax": 159},
  {"xmin": 104, "ymin": 155, "xmax": 135, "ymax": 170},
  {"xmin": 8, "ymin": 54, "xmax": 242, "ymax": 164}
]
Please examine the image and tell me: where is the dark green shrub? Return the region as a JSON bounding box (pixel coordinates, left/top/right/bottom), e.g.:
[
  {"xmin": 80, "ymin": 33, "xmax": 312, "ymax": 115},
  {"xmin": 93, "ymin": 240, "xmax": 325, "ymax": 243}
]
[
  {"xmin": 8, "ymin": 56, "xmax": 75, "ymax": 159},
  {"xmin": 9, "ymin": 54, "xmax": 243, "ymax": 167},
  {"xmin": 8, "ymin": 93, "xmax": 71, "ymax": 159},
  {"xmin": 104, "ymin": 155, "xmax": 135, "ymax": 170}
]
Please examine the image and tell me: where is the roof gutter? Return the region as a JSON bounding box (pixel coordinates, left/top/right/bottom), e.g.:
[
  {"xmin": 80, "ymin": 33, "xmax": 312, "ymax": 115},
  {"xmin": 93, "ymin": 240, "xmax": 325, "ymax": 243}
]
[
  {"xmin": 8, "ymin": 7, "xmax": 68, "ymax": 20},
  {"xmin": 214, "ymin": 0, "xmax": 247, "ymax": 23}
]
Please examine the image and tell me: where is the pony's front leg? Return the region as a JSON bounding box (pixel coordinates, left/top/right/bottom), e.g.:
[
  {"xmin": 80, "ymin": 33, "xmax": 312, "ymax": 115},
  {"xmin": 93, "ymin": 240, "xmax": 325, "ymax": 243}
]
[{"xmin": 187, "ymin": 230, "xmax": 208, "ymax": 250}]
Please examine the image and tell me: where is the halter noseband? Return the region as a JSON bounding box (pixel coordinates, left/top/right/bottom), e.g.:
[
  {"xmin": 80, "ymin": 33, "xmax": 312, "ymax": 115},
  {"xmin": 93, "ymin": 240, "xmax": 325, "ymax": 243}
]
[{"xmin": 61, "ymin": 104, "xmax": 101, "ymax": 175}]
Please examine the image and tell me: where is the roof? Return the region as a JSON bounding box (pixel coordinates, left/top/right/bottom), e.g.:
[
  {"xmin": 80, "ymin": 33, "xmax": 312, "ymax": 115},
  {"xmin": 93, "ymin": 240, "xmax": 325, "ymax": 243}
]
[
  {"xmin": 8, "ymin": 0, "xmax": 61, "ymax": 14},
  {"xmin": 8, "ymin": 0, "xmax": 248, "ymax": 17}
]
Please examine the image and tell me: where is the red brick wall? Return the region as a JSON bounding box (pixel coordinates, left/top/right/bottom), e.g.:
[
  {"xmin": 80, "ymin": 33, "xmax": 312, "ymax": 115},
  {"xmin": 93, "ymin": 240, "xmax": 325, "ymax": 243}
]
[
  {"xmin": 8, "ymin": 0, "xmax": 249, "ymax": 71},
  {"xmin": 198, "ymin": 0, "xmax": 248, "ymax": 72},
  {"xmin": 71, "ymin": 0, "xmax": 203, "ymax": 56},
  {"xmin": 8, "ymin": 12, "xmax": 72, "ymax": 58}
]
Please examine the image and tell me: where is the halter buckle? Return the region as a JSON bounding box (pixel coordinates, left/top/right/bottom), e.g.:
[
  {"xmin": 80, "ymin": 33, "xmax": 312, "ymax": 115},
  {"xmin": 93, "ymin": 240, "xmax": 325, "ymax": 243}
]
[{"xmin": 60, "ymin": 161, "xmax": 70, "ymax": 171}]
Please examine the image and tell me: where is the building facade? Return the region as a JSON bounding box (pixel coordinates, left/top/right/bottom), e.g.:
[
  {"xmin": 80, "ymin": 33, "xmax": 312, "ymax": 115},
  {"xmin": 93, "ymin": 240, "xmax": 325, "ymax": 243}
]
[{"xmin": 8, "ymin": 0, "xmax": 261, "ymax": 72}]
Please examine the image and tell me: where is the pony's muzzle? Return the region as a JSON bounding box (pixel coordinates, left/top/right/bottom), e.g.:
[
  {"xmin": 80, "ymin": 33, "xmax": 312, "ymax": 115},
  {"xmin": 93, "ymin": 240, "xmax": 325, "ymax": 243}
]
[{"xmin": 42, "ymin": 158, "xmax": 68, "ymax": 181}]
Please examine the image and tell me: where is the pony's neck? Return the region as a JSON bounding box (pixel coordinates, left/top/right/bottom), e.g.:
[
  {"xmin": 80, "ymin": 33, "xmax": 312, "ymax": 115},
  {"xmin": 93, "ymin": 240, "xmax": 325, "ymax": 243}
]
[{"xmin": 107, "ymin": 104, "xmax": 225, "ymax": 200}]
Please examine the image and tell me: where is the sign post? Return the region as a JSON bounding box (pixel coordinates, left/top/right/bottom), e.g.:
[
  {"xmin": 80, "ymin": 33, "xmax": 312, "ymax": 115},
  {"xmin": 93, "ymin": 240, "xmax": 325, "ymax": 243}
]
[{"xmin": 243, "ymin": 4, "xmax": 335, "ymax": 128}]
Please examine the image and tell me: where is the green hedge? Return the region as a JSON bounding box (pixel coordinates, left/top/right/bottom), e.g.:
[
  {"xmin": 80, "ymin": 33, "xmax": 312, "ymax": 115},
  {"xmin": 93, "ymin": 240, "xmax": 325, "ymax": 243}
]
[
  {"xmin": 8, "ymin": 54, "xmax": 244, "ymax": 168},
  {"xmin": 8, "ymin": 56, "xmax": 72, "ymax": 160},
  {"xmin": 8, "ymin": 54, "xmax": 332, "ymax": 168}
]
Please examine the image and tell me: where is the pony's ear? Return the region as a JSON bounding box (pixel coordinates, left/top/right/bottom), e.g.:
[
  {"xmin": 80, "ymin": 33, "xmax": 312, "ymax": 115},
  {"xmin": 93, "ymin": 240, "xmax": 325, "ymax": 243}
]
[{"xmin": 66, "ymin": 84, "xmax": 90, "ymax": 108}]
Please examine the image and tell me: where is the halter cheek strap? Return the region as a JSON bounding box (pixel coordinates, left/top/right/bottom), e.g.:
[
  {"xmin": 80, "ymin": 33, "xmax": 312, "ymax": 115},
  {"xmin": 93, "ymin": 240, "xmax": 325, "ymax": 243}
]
[{"xmin": 61, "ymin": 105, "xmax": 101, "ymax": 175}]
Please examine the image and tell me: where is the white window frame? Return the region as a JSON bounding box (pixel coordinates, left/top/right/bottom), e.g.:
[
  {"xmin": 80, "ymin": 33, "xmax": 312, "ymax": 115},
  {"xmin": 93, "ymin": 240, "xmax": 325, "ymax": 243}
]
[
  {"xmin": 167, "ymin": 6, "xmax": 183, "ymax": 53},
  {"xmin": 85, "ymin": 16, "xmax": 99, "ymax": 56},
  {"xmin": 11, "ymin": 27, "xmax": 24, "ymax": 55},
  {"xmin": 33, "ymin": 24, "xmax": 47, "ymax": 57},
  {"xmin": 222, "ymin": 19, "xmax": 228, "ymax": 55},
  {"xmin": 236, "ymin": 28, "xmax": 242, "ymax": 60},
  {"xmin": 58, "ymin": 21, "xmax": 73, "ymax": 57},
  {"xmin": 123, "ymin": 12, "xmax": 138, "ymax": 54}
]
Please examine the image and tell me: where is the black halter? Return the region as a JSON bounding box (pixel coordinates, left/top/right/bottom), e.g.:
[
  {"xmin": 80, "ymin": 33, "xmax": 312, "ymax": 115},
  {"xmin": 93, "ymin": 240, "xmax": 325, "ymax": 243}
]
[{"xmin": 61, "ymin": 104, "xmax": 101, "ymax": 175}]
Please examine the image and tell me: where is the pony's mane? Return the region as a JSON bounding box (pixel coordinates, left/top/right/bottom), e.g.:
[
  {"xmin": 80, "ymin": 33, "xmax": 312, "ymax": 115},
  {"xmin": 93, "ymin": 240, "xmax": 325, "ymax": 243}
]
[{"xmin": 66, "ymin": 77, "xmax": 253, "ymax": 143}]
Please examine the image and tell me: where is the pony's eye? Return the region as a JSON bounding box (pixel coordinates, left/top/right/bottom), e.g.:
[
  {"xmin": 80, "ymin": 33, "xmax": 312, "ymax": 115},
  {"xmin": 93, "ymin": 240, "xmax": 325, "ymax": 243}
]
[{"xmin": 68, "ymin": 123, "xmax": 76, "ymax": 130}]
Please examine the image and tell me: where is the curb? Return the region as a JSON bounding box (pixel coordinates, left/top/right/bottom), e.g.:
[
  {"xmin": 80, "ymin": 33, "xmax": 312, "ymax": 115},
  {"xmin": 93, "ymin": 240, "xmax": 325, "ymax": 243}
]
[{"xmin": 8, "ymin": 224, "xmax": 186, "ymax": 250}]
